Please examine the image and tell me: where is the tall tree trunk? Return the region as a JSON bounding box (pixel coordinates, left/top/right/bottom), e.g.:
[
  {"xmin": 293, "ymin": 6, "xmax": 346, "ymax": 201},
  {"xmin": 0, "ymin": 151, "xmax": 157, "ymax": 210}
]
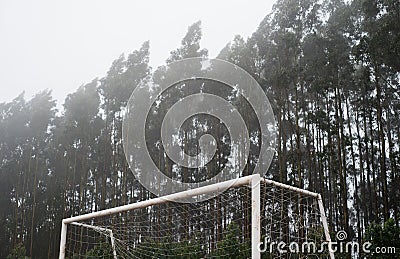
[{"xmin": 374, "ymin": 65, "xmax": 389, "ymax": 220}]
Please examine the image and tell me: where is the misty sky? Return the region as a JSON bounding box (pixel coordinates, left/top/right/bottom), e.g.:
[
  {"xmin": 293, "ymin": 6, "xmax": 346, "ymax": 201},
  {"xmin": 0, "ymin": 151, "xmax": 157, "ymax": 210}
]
[{"xmin": 0, "ymin": 0, "xmax": 275, "ymax": 105}]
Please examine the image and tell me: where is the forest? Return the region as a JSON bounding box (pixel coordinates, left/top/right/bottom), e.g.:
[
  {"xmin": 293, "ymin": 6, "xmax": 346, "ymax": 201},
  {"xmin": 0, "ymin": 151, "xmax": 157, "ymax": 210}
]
[{"xmin": 0, "ymin": 0, "xmax": 399, "ymax": 258}]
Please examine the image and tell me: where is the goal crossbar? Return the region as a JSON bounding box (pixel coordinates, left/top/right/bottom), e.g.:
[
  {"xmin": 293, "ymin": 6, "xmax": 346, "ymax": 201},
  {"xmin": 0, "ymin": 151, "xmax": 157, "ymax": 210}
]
[{"xmin": 59, "ymin": 174, "xmax": 334, "ymax": 259}]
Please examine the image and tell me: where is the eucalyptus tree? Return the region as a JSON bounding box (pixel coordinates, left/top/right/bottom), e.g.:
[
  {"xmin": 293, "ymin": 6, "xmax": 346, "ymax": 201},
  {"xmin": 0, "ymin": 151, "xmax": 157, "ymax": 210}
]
[
  {"xmin": 62, "ymin": 80, "xmax": 103, "ymax": 216},
  {"xmin": 353, "ymin": 0, "xmax": 400, "ymax": 224},
  {"xmin": 99, "ymin": 41, "xmax": 151, "ymax": 209}
]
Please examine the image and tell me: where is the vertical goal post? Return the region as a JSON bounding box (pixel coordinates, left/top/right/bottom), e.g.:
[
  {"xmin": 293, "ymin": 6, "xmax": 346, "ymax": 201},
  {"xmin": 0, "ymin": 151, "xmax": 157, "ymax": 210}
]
[{"xmin": 59, "ymin": 174, "xmax": 334, "ymax": 259}]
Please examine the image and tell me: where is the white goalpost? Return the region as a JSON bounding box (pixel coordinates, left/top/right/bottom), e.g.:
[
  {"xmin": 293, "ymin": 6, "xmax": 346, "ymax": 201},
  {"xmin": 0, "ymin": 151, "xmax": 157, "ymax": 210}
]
[{"xmin": 59, "ymin": 175, "xmax": 334, "ymax": 259}]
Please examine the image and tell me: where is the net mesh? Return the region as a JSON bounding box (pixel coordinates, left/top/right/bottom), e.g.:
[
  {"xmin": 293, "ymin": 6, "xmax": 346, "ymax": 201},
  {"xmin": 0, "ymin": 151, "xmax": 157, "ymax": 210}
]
[
  {"xmin": 260, "ymin": 183, "xmax": 328, "ymax": 258},
  {"xmin": 64, "ymin": 179, "xmax": 328, "ymax": 258}
]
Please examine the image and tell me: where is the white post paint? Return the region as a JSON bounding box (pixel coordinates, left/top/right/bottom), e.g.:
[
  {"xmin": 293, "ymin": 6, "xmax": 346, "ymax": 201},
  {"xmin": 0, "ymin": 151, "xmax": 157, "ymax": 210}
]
[
  {"xmin": 109, "ymin": 229, "xmax": 118, "ymax": 259},
  {"xmin": 318, "ymin": 194, "xmax": 335, "ymax": 259},
  {"xmin": 261, "ymin": 178, "xmax": 319, "ymax": 198},
  {"xmin": 251, "ymin": 174, "xmax": 261, "ymax": 259},
  {"xmin": 58, "ymin": 221, "xmax": 67, "ymax": 259}
]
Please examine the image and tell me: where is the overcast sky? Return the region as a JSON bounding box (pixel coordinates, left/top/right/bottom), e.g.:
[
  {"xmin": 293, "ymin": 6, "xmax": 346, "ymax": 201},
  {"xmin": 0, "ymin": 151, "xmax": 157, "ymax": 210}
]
[{"xmin": 0, "ymin": 0, "xmax": 275, "ymax": 105}]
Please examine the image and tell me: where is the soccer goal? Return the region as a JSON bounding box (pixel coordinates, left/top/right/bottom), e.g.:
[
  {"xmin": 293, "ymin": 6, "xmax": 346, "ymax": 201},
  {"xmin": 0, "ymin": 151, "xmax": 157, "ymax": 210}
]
[{"xmin": 59, "ymin": 175, "xmax": 334, "ymax": 258}]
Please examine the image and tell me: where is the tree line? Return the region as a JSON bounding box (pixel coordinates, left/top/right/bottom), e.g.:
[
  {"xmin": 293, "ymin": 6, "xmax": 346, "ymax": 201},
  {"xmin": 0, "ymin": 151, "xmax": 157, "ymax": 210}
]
[{"xmin": 0, "ymin": 0, "xmax": 399, "ymax": 257}]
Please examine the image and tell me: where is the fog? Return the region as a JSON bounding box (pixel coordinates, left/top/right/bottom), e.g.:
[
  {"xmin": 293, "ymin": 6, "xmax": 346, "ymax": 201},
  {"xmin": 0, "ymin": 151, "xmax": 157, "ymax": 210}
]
[{"xmin": 0, "ymin": 0, "xmax": 274, "ymax": 104}]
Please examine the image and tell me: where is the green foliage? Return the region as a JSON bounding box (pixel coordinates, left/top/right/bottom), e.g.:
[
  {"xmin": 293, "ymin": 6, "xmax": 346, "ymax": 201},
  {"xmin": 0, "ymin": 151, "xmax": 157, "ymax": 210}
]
[
  {"xmin": 362, "ymin": 218, "xmax": 400, "ymax": 258},
  {"xmin": 212, "ymin": 222, "xmax": 250, "ymax": 258},
  {"xmin": 84, "ymin": 242, "xmax": 114, "ymax": 259},
  {"xmin": 6, "ymin": 243, "xmax": 28, "ymax": 259},
  {"xmin": 131, "ymin": 223, "xmax": 250, "ymax": 258},
  {"xmin": 132, "ymin": 236, "xmax": 203, "ymax": 258},
  {"xmin": 167, "ymin": 21, "xmax": 208, "ymax": 63},
  {"xmin": 0, "ymin": 0, "xmax": 399, "ymax": 258}
]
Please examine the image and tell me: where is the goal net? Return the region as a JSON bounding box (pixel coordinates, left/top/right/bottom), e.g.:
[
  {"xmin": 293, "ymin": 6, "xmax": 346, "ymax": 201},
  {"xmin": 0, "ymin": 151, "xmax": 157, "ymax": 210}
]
[{"xmin": 59, "ymin": 175, "xmax": 333, "ymax": 258}]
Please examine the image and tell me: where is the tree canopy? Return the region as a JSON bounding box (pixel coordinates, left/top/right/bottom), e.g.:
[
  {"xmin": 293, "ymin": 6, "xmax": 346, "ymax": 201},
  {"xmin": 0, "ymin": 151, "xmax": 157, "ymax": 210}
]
[{"xmin": 0, "ymin": 0, "xmax": 399, "ymax": 257}]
